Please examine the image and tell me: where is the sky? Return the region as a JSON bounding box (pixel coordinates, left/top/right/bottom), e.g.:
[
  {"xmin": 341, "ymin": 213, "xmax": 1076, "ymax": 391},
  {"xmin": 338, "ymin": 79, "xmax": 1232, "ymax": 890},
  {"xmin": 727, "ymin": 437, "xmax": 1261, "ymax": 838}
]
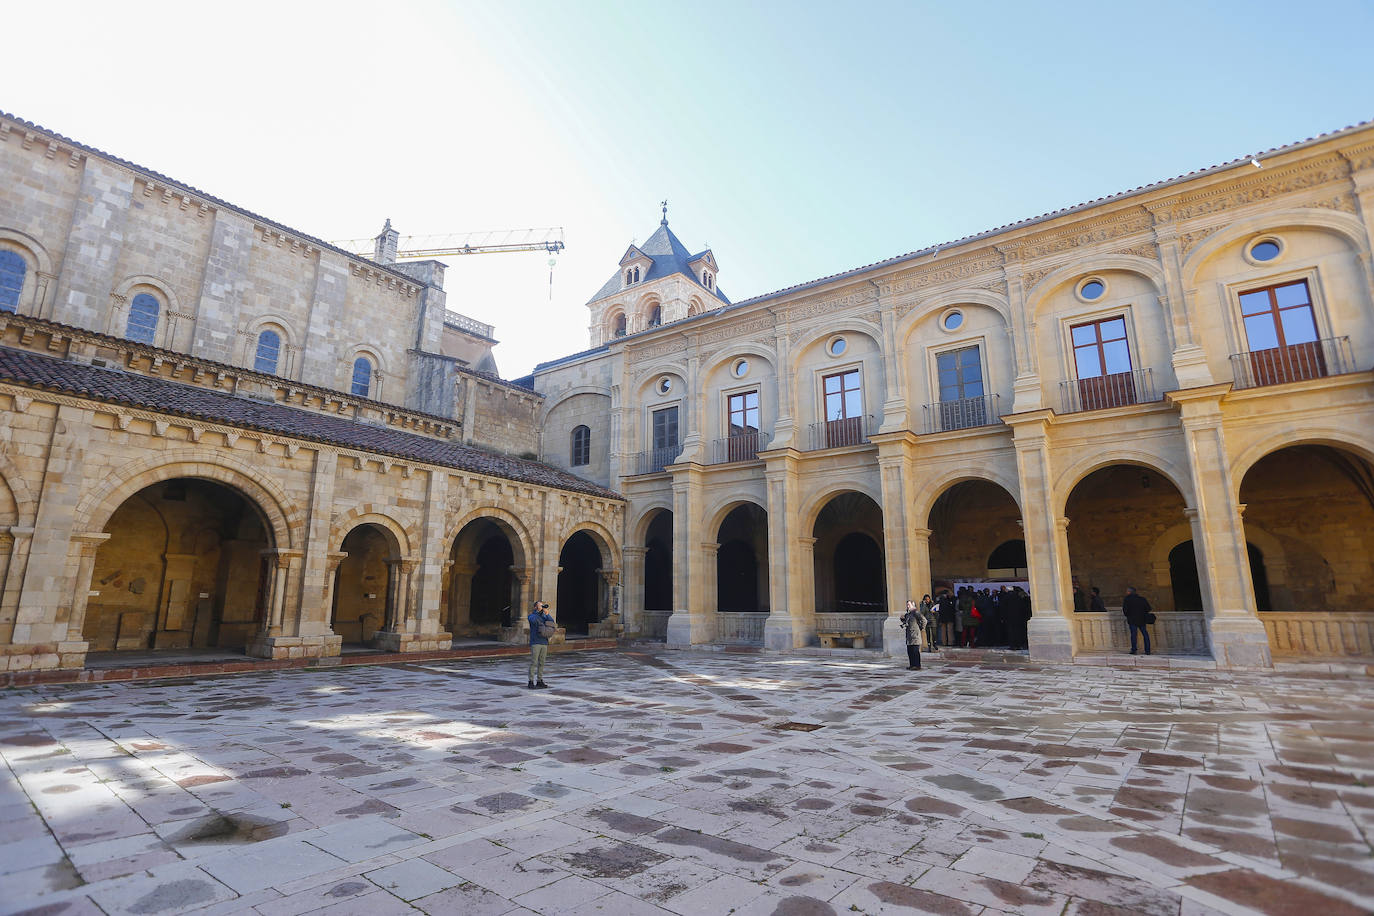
[{"xmin": 6, "ymin": 1, "xmax": 1373, "ymax": 377}]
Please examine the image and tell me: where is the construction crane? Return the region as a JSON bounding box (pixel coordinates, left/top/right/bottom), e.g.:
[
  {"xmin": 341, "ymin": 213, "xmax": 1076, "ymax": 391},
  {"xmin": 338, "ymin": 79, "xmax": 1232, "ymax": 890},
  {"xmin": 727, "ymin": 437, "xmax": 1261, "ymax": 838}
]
[{"xmin": 330, "ymin": 222, "xmax": 565, "ymax": 263}]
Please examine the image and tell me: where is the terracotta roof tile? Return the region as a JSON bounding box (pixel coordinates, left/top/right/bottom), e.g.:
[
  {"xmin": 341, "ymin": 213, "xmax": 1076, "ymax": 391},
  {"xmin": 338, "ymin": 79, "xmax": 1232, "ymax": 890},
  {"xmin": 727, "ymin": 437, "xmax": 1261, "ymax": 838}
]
[{"xmin": 0, "ymin": 346, "xmax": 621, "ymax": 501}]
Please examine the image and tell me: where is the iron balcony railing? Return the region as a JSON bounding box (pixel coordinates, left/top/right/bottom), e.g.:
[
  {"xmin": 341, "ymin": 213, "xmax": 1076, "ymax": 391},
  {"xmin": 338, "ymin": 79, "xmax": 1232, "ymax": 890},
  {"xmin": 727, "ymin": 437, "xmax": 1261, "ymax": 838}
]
[
  {"xmin": 1229, "ymin": 336, "xmax": 1353, "ymax": 390},
  {"xmin": 806, "ymin": 414, "xmax": 876, "ymax": 450},
  {"xmin": 923, "ymin": 393, "xmax": 1001, "ymax": 433},
  {"xmin": 637, "ymin": 444, "xmax": 680, "ymax": 474},
  {"xmin": 711, "ymin": 430, "xmax": 767, "ymax": 464},
  {"xmin": 1059, "ymin": 367, "xmax": 1156, "ymax": 414}
]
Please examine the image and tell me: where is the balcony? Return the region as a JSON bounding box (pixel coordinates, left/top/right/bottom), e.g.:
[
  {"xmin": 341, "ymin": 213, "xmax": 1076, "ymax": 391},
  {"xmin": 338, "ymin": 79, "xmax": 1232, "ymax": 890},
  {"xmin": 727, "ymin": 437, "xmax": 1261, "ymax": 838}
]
[
  {"xmin": 711, "ymin": 430, "xmax": 767, "ymax": 464},
  {"xmin": 636, "ymin": 444, "xmax": 680, "ymax": 474},
  {"xmin": 923, "ymin": 394, "xmax": 1001, "ymax": 433},
  {"xmin": 806, "ymin": 414, "xmax": 876, "ymax": 450},
  {"xmin": 1059, "ymin": 367, "xmax": 1156, "ymax": 414},
  {"xmin": 1229, "ymin": 336, "xmax": 1353, "ymax": 390}
]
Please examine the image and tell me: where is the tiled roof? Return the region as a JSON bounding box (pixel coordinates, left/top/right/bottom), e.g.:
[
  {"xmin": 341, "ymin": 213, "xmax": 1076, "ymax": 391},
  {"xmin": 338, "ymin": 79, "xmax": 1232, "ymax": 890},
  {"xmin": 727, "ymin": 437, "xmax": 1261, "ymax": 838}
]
[
  {"xmin": 589, "ymin": 220, "xmax": 731, "ymax": 305},
  {"xmin": 0, "ymin": 346, "xmax": 622, "ymax": 501}
]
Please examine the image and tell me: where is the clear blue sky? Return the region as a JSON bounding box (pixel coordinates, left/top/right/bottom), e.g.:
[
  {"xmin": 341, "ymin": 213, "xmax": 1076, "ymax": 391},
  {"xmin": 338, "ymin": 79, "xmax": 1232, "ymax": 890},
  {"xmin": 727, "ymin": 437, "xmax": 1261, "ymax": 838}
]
[{"xmin": 7, "ymin": 0, "xmax": 1373, "ymax": 375}]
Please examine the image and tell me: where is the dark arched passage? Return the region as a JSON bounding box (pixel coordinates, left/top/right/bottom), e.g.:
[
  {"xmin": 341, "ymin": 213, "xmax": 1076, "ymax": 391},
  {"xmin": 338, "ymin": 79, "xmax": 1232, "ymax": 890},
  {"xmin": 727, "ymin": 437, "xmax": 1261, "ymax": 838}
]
[
  {"xmin": 557, "ymin": 530, "xmax": 604, "ymax": 634},
  {"xmin": 717, "ymin": 503, "xmax": 768, "ymax": 612},
  {"xmin": 812, "ymin": 492, "xmax": 886, "ymax": 612},
  {"xmin": 87, "ymin": 478, "xmax": 272, "ymax": 653},
  {"xmin": 644, "ymin": 511, "xmax": 673, "ymax": 612}
]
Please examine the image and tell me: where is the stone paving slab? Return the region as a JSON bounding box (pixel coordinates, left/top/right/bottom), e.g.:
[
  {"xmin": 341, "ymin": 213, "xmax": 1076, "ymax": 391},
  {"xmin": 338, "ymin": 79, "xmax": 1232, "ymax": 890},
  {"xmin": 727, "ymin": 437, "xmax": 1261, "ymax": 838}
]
[{"xmin": 1, "ymin": 649, "xmax": 1372, "ymax": 915}]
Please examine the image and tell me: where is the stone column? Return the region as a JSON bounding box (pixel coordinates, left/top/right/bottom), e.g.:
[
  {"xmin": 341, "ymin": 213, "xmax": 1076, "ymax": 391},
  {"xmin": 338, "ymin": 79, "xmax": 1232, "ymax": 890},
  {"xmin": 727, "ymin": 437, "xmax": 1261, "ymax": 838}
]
[
  {"xmin": 875, "ymin": 435, "xmax": 920, "ymax": 657},
  {"xmin": 322, "ymin": 551, "xmax": 348, "ymax": 625},
  {"xmin": 763, "ymin": 450, "xmax": 807, "ymax": 649},
  {"xmin": 622, "ymin": 546, "xmax": 646, "ymax": 636},
  {"xmin": 1167, "ymin": 386, "xmax": 1271, "ymax": 666},
  {"xmin": 666, "ymin": 464, "xmax": 711, "ymax": 645},
  {"xmin": 1006, "ymin": 410, "xmax": 1076, "ymax": 660}
]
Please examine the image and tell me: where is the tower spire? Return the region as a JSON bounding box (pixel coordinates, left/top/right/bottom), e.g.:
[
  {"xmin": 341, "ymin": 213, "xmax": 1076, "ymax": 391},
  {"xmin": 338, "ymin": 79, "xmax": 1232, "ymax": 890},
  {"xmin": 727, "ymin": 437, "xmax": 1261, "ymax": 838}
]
[{"xmin": 660, "ymin": 199, "xmax": 668, "ymax": 226}]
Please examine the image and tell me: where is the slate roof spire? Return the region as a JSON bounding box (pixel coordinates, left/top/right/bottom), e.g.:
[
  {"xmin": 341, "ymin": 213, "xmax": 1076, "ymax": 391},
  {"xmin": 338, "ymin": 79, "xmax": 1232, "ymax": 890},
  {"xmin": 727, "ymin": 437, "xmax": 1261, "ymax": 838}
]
[{"xmin": 587, "ymin": 212, "xmax": 730, "ymax": 306}]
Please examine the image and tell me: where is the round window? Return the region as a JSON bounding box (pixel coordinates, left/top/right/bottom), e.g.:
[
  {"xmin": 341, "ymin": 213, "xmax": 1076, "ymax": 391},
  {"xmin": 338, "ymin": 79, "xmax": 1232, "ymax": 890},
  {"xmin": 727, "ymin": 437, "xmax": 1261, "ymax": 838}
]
[
  {"xmin": 1079, "ymin": 279, "xmax": 1105, "ymax": 300},
  {"xmin": 1249, "ymin": 239, "xmax": 1281, "ymax": 262},
  {"xmin": 942, "ymin": 310, "xmax": 964, "ymax": 331},
  {"xmin": 656, "ymin": 377, "xmax": 672, "ymax": 395},
  {"xmin": 732, "ymin": 358, "xmax": 749, "ymax": 378},
  {"xmin": 828, "ymin": 336, "xmax": 847, "ymax": 357}
]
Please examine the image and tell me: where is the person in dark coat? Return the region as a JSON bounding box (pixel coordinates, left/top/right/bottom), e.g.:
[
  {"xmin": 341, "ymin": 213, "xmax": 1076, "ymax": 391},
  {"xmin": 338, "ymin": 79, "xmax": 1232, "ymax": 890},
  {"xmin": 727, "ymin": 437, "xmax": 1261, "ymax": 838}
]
[
  {"xmin": 1089, "ymin": 587, "xmax": 1106, "ymax": 611},
  {"xmin": 901, "ymin": 599, "xmax": 927, "ymax": 670},
  {"xmin": 936, "ymin": 590, "xmax": 958, "ymax": 648},
  {"xmin": 1122, "ymin": 586, "xmax": 1153, "ymax": 655}
]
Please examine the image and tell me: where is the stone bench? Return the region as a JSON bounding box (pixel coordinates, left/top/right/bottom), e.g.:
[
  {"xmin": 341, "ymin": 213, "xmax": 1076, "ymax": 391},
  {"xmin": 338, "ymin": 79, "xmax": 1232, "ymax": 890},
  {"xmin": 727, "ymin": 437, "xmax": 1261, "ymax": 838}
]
[{"xmin": 818, "ymin": 630, "xmax": 867, "ymax": 649}]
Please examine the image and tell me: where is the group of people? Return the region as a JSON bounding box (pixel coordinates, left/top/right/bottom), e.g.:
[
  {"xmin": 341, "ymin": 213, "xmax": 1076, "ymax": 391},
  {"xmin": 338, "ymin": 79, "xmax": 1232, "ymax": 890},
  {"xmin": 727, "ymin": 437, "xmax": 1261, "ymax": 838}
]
[{"xmin": 899, "ymin": 584, "xmax": 1033, "ymax": 668}]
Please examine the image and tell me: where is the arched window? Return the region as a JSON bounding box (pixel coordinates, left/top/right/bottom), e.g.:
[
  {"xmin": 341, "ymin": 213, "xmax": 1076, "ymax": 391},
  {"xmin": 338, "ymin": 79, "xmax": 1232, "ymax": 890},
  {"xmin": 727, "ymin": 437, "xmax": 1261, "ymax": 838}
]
[
  {"xmin": 351, "ymin": 356, "xmax": 373, "ymax": 397},
  {"xmin": 625, "ymin": 270, "xmax": 633, "ymax": 285},
  {"xmin": 613, "ymin": 313, "xmax": 627, "ymax": 337},
  {"xmin": 648, "ymin": 305, "xmax": 662, "ymax": 328},
  {"xmin": 254, "ymin": 329, "xmax": 282, "ymax": 375},
  {"xmin": 0, "ymin": 250, "xmax": 26, "ymax": 313},
  {"xmin": 633, "ymin": 266, "xmax": 641, "ymax": 282},
  {"xmin": 126, "ymin": 292, "xmax": 160, "ymax": 344},
  {"xmin": 570, "ymin": 425, "xmax": 591, "ymax": 466}
]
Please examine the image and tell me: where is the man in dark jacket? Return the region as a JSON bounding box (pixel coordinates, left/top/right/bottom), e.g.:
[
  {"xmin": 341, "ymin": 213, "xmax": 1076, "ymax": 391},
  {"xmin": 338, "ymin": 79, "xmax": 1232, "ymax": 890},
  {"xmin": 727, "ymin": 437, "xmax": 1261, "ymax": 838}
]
[
  {"xmin": 1122, "ymin": 586, "xmax": 1152, "ymax": 655},
  {"xmin": 527, "ymin": 600, "xmax": 555, "ymax": 688}
]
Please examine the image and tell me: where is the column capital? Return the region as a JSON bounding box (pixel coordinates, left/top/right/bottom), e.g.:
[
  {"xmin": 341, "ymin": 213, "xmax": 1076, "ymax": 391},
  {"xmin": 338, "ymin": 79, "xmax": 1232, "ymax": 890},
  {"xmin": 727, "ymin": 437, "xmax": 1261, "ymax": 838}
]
[{"xmin": 622, "ymin": 546, "xmax": 648, "ymax": 559}]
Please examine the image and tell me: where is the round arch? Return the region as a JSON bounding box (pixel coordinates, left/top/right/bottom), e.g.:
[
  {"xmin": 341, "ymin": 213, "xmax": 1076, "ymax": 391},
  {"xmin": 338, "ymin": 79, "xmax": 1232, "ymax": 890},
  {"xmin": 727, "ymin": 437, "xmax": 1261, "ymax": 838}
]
[
  {"xmin": 788, "ymin": 324, "xmax": 883, "ymax": 375},
  {"xmin": 1229, "ymin": 429, "xmax": 1374, "ymax": 502},
  {"xmin": 913, "ymin": 467, "xmax": 1023, "ymax": 525},
  {"xmin": 1053, "ymin": 450, "xmax": 1193, "ymax": 514},
  {"xmin": 445, "ymin": 505, "xmax": 534, "ymax": 569},
  {"xmin": 332, "ymin": 511, "xmax": 410, "ymax": 559},
  {"xmin": 0, "ymin": 451, "xmax": 38, "ymax": 527},
  {"xmin": 702, "ymin": 344, "xmax": 778, "ymax": 380},
  {"xmin": 799, "ymin": 483, "xmax": 884, "ymax": 535},
  {"xmin": 632, "ymin": 363, "xmax": 688, "ymax": 397},
  {"xmin": 558, "ymin": 519, "xmax": 621, "ymax": 570},
  {"xmin": 1148, "ymin": 521, "xmax": 1290, "ymax": 589},
  {"xmin": 0, "ymin": 228, "xmax": 54, "ymax": 314},
  {"xmin": 1181, "ymin": 208, "xmax": 1368, "ymax": 284},
  {"xmin": 896, "ymin": 288, "xmax": 1013, "ymax": 345},
  {"xmin": 74, "ymin": 449, "xmax": 299, "ymax": 550},
  {"xmin": 539, "ymin": 385, "xmax": 614, "ymax": 427},
  {"xmin": 704, "ymin": 495, "xmax": 769, "ymax": 537},
  {"xmin": 631, "ymin": 501, "xmax": 674, "ymax": 544},
  {"xmin": 1023, "ymin": 255, "xmax": 1167, "ymax": 315},
  {"xmin": 113, "ymin": 275, "xmax": 185, "ymax": 322}
]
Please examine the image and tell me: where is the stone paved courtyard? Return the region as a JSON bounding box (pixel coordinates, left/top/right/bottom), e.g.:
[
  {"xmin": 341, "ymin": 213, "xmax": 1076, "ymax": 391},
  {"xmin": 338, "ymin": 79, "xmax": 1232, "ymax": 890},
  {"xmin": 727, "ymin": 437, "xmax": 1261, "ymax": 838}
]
[{"xmin": 2, "ymin": 650, "xmax": 1372, "ymax": 916}]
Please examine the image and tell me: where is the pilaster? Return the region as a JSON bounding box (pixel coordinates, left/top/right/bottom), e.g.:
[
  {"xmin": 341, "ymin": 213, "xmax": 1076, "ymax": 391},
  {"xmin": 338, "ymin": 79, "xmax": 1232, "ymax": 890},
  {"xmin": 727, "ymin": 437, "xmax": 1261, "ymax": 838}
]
[
  {"xmin": 296, "ymin": 449, "xmax": 338, "ymax": 638},
  {"xmin": 762, "ymin": 450, "xmax": 808, "ymax": 649},
  {"xmin": 666, "ymin": 464, "xmax": 711, "ymax": 645},
  {"xmin": 1167, "ymin": 385, "xmax": 1272, "ymax": 667},
  {"xmin": 52, "ymin": 159, "xmax": 134, "ymax": 329},
  {"xmin": 622, "ymin": 546, "xmax": 647, "ymax": 636},
  {"xmin": 1005, "ymin": 409, "xmax": 1076, "ymax": 660}
]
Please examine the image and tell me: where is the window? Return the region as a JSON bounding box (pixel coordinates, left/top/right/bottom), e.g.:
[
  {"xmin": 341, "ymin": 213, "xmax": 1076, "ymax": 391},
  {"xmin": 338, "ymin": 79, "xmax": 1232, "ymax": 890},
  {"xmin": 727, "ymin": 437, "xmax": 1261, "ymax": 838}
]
[
  {"xmin": 254, "ymin": 329, "xmax": 282, "ymax": 375},
  {"xmin": 126, "ymin": 293, "xmax": 160, "ymax": 345},
  {"xmin": 1079, "ymin": 279, "xmax": 1106, "ymax": 301},
  {"xmin": 935, "ymin": 346, "xmax": 987, "ymax": 430},
  {"xmin": 828, "ymin": 336, "xmax": 847, "ymax": 356},
  {"xmin": 1249, "ymin": 239, "xmax": 1281, "ymax": 262},
  {"xmin": 351, "ymin": 356, "xmax": 373, "ymax": 397},
  {"xmin": 613, "ymin": 314, "xmax": 627, "ymax": 337},
  {"xmin": 0, "ymin": 250, "xmax": 25, "ymax": 313},
  {"xmin": 1071, "ymin": 316, "xmax": 1136, "ymax": 409},
  {"xmin": 656, "ymin": 376, "xmax": 672, "ymax": 395},
  {"xmin": 822, "ymin": 369, "xmax": 863, "ymax": 447},
  {"xmin": 1239, "ymin": 279, "xmax": 1325, "ymax": 384},
  {"xmin": 704, "ymin": 272, "xmax": 714, "ymax": 290},
  {"xmin": 648, "ymin": 305, "xmax": 662, "ymax": 328},
  {"xmin": 941, "ymin": 310, "xmax": 963, "ymax": 331},
  {"xmin": 648, "ymin": 406, "xmax": 679, "ymax": 471},
  {"xmin": 570, "ymin": 425, "xmax": 590, "ymax": 466},
  {"xmin": 625, "ymin": 266, "xmax": 640, "ymax": 285},
  {"xmin": 725, "ymin": 390, "xmax": 760, "ymax": 462},
  {"xmin": 732, "ymin": 358, "xmax": 749, "ymax": 378}
]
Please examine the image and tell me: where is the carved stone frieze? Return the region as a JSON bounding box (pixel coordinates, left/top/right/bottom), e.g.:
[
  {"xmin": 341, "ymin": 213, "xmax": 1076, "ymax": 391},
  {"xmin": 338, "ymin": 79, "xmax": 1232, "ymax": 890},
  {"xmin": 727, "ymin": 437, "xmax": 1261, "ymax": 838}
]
[
  {"xmin": 1303, "ymin": 193, "xmax": 1358, "ymax": 215},
  {"xmin": 626, "ymin": 338, "xmax": 687, "ymax": 366},
  {"xmin": 1113, "ymin": 243, "xmax": 1158, "ymax": 261},
  {"xmin": 1180, "ymin": 227, "xmax": 1223, "ymax": 257},
  {"xmin": 1164, "ymin": 158, "xmax": 1350, "ymax": 221},
  {"xmin": 784, "ymin": 287, "xmax": 876, "ymax": 323},
  {"xmin": 881, "ymin": 254, "xmax": 1003, "ymax": 294}
]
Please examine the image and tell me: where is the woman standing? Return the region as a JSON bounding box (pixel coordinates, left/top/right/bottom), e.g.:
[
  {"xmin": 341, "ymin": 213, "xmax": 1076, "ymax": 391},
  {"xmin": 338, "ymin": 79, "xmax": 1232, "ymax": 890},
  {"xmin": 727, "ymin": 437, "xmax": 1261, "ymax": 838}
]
[
  {"xmin": 919, "ymin": 594, "xmax": 937, "ymax": 649},
  {"xmin": 901, "ymin": 599, "xmax": 927, "ymax": 670}
]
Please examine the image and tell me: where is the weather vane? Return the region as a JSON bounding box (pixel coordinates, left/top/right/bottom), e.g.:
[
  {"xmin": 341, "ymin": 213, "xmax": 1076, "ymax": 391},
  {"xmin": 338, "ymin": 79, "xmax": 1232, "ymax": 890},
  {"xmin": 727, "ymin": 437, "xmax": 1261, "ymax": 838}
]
[{"xmin": 660, "ymin": 199, "xmax": 668, "ymax": 224}]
